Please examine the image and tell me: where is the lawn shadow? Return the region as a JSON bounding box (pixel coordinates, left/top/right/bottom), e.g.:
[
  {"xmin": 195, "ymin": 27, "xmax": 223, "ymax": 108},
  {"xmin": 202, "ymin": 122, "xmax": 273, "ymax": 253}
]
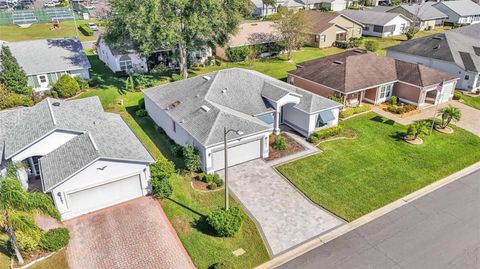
[
  {"xmin": 384, "ymin": 119, "xmax": 395, "ymax": 125},
  {"xmin": 0, "ymin": 236, "xmax": 11, "ymax": 259},
  {"xmin": 192, "ymin": 215, "xmax": 217, "ymax": 237},
  {"xmin": 125, "ymin": 106, "xmax": 185, "ymax": 169},
  {"xmin": 390, "ymin": 131, "xmax": 407, "ymax": 141},
  {"xmin": 167, "ymin": 198, "xmax": 204, "ymax": 217},
  {"xmin": 370, "ymin": 115, "xmax": 385, "ymax": 123}
]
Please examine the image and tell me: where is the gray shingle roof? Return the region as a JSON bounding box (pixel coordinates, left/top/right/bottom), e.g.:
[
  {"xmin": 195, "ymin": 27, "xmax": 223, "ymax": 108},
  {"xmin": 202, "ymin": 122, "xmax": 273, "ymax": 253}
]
[
  {"xmin": 1, "ymin": 96, "xmax": 153, "ymax": 191},
  {"xmin": 340, "ymin": 9, "xmax": 412, "ymax": 25},
  {"xmin": 387, "ymin": 24, "xmax": 480, "ymax": 72},
  {"xmin": 0, "ymin": 107, "xmax": 28, "ymax": 162},
  {"xmin": 40, "ymin": 133, "xmax": 99, "ymax": 191},
  {"xmin": 4, "ymin": 38, "xmax": 91, "ymax": 75},
  {"xmin": 143, "ymin": 68, "xmax": 341, "ymax": 147},
  {"xmin": 434, "ymin": 0, "xmax": 480, "ymax": 17},
  {"xmin": 398, "ymin": 3, "xmax": 448, "ymax": 21}
]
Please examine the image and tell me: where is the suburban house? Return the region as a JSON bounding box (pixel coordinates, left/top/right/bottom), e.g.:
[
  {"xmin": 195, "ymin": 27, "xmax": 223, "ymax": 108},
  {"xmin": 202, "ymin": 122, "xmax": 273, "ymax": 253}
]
[
  {"xmin": 215, "ymin": 21, "xmax": 282, "ymax": 61},
  {"xmin": 2, "ymin": 38, "xmax": 90, "ymax": 93},
  {"xmin": 383, "ymin": 3, "xmax": 448, "ymax": 30},
  {"xmin": 387, "ymin": 24, "xmax": 480, "ymax": 92},
  {"xmin": 251, "ymin": 0, "xmax": 276, "ymax": 16},
  {"xmin": 304, "ymin": 11, "xmax": 363, "ymax": 48},
  {"xmin": 313, "ymin": 0, "xmax": 348, "ymax": 12},
  {"xmin": 0, "ymin": 97, "xmax": 154, "ymax": 220},
  {"xmin": 143, "ymin": 68, "xmax": 341, "ymax": 173},
  {"xmin": 287, "ymin": 49, "xmax": 458, "ymax": 108},
  {"xmin": 433, "ymin": 0, "xmax": 480, "ymax": 25},
  {"xmin": 251, "ymin": 0, "xmax": 347, "ymax": 16},
  {"xmin": 97, "ymin": 36, "xmax": 212, "ymax": 74},
  {"xmin": 340, "ymin": 9, "xmax": 412, "ymax": 37}
]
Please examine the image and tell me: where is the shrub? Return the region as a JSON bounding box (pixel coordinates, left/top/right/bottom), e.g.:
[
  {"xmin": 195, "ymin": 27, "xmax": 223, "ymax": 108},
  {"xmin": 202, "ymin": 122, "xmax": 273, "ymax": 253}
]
[
  {"xmin": 206, "ymin": 207, "xmax": 244, "ymax": 237},
  {"xmin": 390, "ymin": 96, "xmax": 398, "ymax": 106},
  {"xmin": 404, "ymin": 104, "xmax": 417, "ymax": 112},
  {"xmin": 213, "ymin": 174, "xmax": 224, "ymax": 187},
  {"xmin": 0, "ymin": 89, "xmax": 28, "ymax": 110},
  {"xmin": 339, "ymin": 104, "xmax": 371, "ymax": 118},
  {"xmin": 349, "ymin": 37, "xmax": 363, "ymax": 48},
  {"xmin": 132, "ymin": 74, "xmax": 156, "ymax": 90},
  {"xmin": 150, "ymin": 158, "xmax": 175, "ymax": 180},
  {"xmin": 308, "ymin": 136, "xmax": 319, "ymax": 144},
  {"xmin": 310, "ymin": 126, "xmax": 344, "ymax": 141},
  {"xmin": 138, "ymin": 98, "xmax": 145, "ymax": 109},
  {"xmin": 207, "ymin": 182, "xmax": 217, "ymax": 190},
  {"xmin": 364, "ymin": 40, "xmax": 379, "ymax": 52},
  {"xmin": 149, "ymin": 64, "xmax": 169, "ymax": 75},
  {"xmin": 16, "ymin": 230, "xmax": 42, "ymax": 252},
  {"xmin": 41, "ymin": 228, "xmax": 70, "ymax": 252},
  {"xmin": 135, "ymin": 109, "xmax": 147, "ymax": 117},
  {"xmin": 226, "ymin": 46, "xmax": 250, "ymax": 62},
  {"xmin": 79, "ymin": 24, "xmax": 94, "ymax": 36},
  {"xmin": 53, "ymin": 75, "xmax": 80, "ymax": 98},
  {"xmin": 74, "ymin": 76, "xmax": 89, "ymax": 91},
  {"xmin": 151, "ymin": 177, "xmax": 173, "ymax": 199},
  {"xmin": 328, "ymin": 95, "xmax": 343, "ymax": 104},
  {"xmin": 183, "ymin": 144, "xmax": 202, "ymax": 172},
  {"xmin": 210, "ymin": 261, "xmax": 234, "ymax": 269},
  {"xmin": 170, "ymin": 144, "xmax": 183, "ymax": 157},
  {"xmin": 453, "ymin": 91, "xmax": 462, "ymax": 100},
  {"xmin": 171, "ymin": 73, "xmax": 183, "ymax": 82},
  {"xmin": 334, "ymin": 41, "xmax": 350, "ymax": 49},
  {"xmin": 272, "ymin": 135, "xmax": 287, "ymax": 151}
]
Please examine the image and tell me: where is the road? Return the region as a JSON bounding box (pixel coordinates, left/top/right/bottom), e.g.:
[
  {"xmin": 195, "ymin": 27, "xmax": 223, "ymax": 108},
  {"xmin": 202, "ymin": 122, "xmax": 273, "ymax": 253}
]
[{"xmin": 279, "ymin": 169, "xmax": 480, "ymax": 269}]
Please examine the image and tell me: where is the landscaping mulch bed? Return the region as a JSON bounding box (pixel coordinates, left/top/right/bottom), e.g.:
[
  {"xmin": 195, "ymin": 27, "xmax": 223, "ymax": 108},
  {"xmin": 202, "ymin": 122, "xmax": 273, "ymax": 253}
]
[
  {"xmin": 191, "ymin": 173, "xmax": 223, "ymax": 192},
  {"xmin": 266, "ymin": 133, "xmax": 305, "ymax": 161},
  {"xmin": 435, "ymin": 125, "xmax": 454, "ymax": 134},
  {"xmin": 404, "ymin": 136, "xmax": 424, "ymax": 145}
]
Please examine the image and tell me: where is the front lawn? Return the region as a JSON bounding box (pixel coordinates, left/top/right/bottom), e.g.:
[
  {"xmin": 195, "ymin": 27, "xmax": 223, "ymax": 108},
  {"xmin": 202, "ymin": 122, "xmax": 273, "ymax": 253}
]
[
  {"xmin": 0, "ymin": 20, "xmax": 102, "ymax": 42},
  {"xmin": 161, "ymin": 174, "xmax": 269, "ymax": 269},
  {"xmin": 458, "ymin": 94, "xmax": 480, "ymax": 110},
  {"xmin": 277, "ymin": 113, "xmax": 480, "ymax": 221},
  {"xmin": 0, "ymin": 233, "xmax": 9, "ymax": 269}
]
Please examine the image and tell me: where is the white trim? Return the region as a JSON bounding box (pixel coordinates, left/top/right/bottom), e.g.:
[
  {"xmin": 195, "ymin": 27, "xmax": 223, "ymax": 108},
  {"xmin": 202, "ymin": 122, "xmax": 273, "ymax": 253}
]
[
  {"xmin": 86, "ymin": 132, "xmax": 99, "ymax": 151},
  {"xmin": 398, "ymin": 97, "xmax": 418, "ymax": 106},
  {"xmin": 46, "ymin": 98, "xmax": 57, "ymax": 126}
]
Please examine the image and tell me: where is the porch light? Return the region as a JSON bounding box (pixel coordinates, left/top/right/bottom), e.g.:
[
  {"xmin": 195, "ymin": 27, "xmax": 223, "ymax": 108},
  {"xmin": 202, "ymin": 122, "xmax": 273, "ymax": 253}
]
[{"xmin": 57, "ymin": 192, "xmax": 64, "ymax": 204}]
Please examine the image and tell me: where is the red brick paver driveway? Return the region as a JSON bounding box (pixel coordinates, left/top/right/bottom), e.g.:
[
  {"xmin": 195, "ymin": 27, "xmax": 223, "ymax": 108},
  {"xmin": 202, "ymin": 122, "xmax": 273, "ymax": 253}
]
[{"xmin": 66, "ymin": 197, "xmax": 195, "ymax": 269}]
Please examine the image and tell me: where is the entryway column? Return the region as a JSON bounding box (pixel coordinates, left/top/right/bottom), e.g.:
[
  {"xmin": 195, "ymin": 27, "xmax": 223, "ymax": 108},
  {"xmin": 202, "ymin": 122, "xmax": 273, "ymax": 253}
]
[
  {"xmin": 28, "ymin": 157, "xmax": 37, "ymax": 176},
  {"xmin": 274, "ymin": 110, "xmax": 281, "ymax": 135}
]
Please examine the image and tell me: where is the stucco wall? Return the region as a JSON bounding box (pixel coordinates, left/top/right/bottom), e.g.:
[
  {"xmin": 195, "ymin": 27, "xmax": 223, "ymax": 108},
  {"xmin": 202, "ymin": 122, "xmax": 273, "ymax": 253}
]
[
  {"xmin": 364, "ymin": 87, "xmax": 377, "ymax": 103},
  {"xmin": 289, "ymin": 75, "xmax": 337, "ymax": 97},
  {"xmin": 362, "ymin": 16, "xmax": 410, "ymax": 37},
  {"xmin": 331, "ymin": 15, "xmax": 363, "ymax": 39},
  {"xmin": 50, "ymin": 159, "xmax": 150, "ymax": 220},
  {"xmin": 394, "ymin": 82, "xmax": 422, "ymax": 105},
  {"xmin": 282, "ymin": 103, "xmax": 311, "ymax": 136}
]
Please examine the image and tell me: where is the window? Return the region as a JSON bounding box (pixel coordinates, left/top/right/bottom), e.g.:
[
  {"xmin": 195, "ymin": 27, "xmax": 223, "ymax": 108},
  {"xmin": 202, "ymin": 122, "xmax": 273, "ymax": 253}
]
[
  {"xmin": 400, "ymin": 24, "xmax": 405, "ymax": 32},
  {"xmin": 172, "ymin": 120, "xmax": 176, "ymax": 132},
  {"xmin": 364, "ymin": 25, "xmax": 370, "ymax": 31},
  {"xmin": 320, "ymin": 35, "xmax": 326, "ymax": 42},
  {"xmin": 373, "ymin": 25, "xmax": 383, "ymax": 33},
  {"xmin": 39, "ymin": 75, "xmax": 47, "ymax": 83},
  {"xmin": 120, "ymin": 59, "xmax": 133, "ymax": 72},
  {"xmin": 379, "ymin": 84, "xmax": 393, "ymax": 99},
  {"xmin": 465, "ymin": 75, "xmax": 470, "ymax": 80},
  {"xmin": 357, "ymin": 28, "xmax": 361, "ymax": 34}
]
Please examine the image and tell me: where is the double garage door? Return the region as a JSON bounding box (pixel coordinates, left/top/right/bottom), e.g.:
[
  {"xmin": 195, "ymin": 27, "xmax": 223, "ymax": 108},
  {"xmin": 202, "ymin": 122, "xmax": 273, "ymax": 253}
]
[
  {"xmin": 212, "ymin": 139, "xmax": 262, "ymax": 171},
  {"xmin": 67, "ymin": 175, "xmax": 143, "ymax": 218}
]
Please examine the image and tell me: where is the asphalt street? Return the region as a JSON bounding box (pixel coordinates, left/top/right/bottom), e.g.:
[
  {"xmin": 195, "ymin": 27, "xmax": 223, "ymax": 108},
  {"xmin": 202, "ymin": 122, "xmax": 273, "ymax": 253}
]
[{"xmin": 279, "ymin": 169, "xmax": 480, "ymax": 269}]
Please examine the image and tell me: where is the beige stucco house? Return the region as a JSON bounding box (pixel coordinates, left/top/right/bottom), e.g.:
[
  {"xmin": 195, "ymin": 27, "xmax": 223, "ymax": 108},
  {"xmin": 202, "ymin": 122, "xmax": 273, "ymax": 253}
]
[
  {"xmin": 288, "ymin": 49, "xmax": 458, "ymax": 109},
  {"xmin": 304, "ymin": 11, "xmax": 364, "ymax": 48}
]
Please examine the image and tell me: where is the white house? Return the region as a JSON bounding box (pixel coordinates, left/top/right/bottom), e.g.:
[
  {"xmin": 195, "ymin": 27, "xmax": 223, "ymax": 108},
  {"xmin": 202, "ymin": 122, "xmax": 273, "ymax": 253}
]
[
  {"xmin": 0, "ymin": 97, "xmax": 154, "ymax": 220},
  {"xmin": 340, "ymin": 9, "xmax": 412, "ymax": 37},
  {"xmin": 251, "ymin": 0, "xmax": 347, "ymax": 16},
  {"xmin": 433, "ymin": 0, "xmax": 480, "ymax": 25},
  {"xmin": 143, "ymin": 68, "xmax": 342, "ymax": 173},
  {"xmin": 315, "ymin": 0, "xmax": 348, "ymax": 11},
  {"xmin": 3, "ymin": 38, "xmax": 90, "ymax": 93},
  {"xmin": 97, "ymin": 36, "xmax": 212, "ymax": 74},
  {"xmin": 387, "ymin": 24, "xmax": 480, "ymax": 92}
]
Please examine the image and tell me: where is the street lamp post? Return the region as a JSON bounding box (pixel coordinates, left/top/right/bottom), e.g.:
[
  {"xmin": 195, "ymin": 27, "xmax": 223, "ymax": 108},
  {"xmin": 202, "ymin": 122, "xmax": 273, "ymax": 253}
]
[{"xmin": 223, "ymin": 127, "xmax": 243, "ymax": 211}]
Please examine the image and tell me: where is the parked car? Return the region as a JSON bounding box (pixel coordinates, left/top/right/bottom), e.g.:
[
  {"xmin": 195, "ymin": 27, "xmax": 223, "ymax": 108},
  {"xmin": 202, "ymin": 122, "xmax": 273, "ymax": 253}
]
[
  {"xmin": 0, "ymin": 1, "xmax": 8, "ymax": 9},
  {"xmin": 44, "ymin": 1, "xmax": 57, "ymax": 7},
  {"xmin": 87, "ymin": 22, "xmax": 98, "ymax": 31}
]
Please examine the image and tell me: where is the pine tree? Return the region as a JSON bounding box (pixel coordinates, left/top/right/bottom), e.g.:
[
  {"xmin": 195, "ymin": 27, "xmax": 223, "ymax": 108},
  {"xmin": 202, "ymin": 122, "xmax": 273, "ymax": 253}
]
[{"xmin": 0, "ymin": 45, "xmax": 30, "ymax": 95}]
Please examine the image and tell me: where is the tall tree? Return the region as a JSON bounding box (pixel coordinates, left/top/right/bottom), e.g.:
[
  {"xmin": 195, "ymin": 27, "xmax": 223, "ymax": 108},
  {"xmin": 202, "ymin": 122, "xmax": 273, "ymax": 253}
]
[
  {"xmin": 274, "ymin": 8, "xmax": 311, "ymax": 61},
  {"xmin": 262, "ymin": 0, "xmax": 277, "ymax": 15},
  {"xmin": 0, "ymin": 46, "xmax": 29, "ymax": 95},
  {"xmin": 106, "ymin": 0, "xmax": 251, "ymax": 78}
]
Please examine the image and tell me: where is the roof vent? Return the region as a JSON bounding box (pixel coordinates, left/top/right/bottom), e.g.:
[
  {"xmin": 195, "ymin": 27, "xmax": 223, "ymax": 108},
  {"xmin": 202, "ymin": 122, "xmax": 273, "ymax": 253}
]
[
  {"xmin": 433, "ymin": 45, "xmax": 440, "ymax": 50},
  {"xmin": 221, "ymin": 88, "xmax": 227, "ymax": 94},
  {"xmin": 473, "ymin": 46, "xmax": 480, "ymax": 56},
  {"xmin": 201, "ymin": 105, "xmax": 210, "ymax": 112},
  {"xmin": 333, "ymin": 60, "xmax": 343, "ymax": 65},
  {"xmin": 432, "ymin": 36, "xmax": 443, "ymax": 40},
  {"xmin": 353, "ymin": 49, "xmax": 364, "ymax": 53},
  {"xmin": 52, "ymin": 102, "xmax": 61, "ymax": 106},
  {"xmin": 167, "ymin": 100, "xmax": 181, "ymax": 110},
  {"xmin": 203, "ymin": 75, "xmax": 211, "ymax": 81}
]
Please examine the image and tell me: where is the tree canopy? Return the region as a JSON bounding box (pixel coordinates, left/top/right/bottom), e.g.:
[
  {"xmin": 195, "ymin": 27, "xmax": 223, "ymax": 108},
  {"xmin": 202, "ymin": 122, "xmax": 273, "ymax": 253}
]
[
  {"xmin": 106, "ymin": 0, "xmax": 252, "ymax": 78},
  {"xmin": 0, "ymin": 46, "xmax": 30, "ymax": 95}
]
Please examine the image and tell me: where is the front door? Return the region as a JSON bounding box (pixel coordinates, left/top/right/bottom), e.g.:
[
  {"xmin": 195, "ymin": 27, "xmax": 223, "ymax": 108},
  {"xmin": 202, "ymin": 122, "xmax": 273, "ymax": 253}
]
[{"xmin": 37, "ymin": 74, "xmax": 49, "ymax": 89}]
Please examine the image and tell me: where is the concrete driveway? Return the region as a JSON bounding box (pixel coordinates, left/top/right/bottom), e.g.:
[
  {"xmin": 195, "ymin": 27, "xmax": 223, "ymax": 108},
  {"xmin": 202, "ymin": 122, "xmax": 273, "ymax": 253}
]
[
  {"xmin": 223, "ymin": 132, "xmax": 344, "ymax": 256},
  {"xmin": 66, "ymin": 197, "xmax": 195, "ymax": 269}
]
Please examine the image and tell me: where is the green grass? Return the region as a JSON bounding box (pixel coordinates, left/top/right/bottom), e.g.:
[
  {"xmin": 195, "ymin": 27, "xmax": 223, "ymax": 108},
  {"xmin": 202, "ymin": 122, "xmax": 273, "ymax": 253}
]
[
  {"xmin": 29, "ymin": 250, "xmax": 68, "ymax": 269},
  {"xmin": 0, "ymin": 20, "xmax": 102, "ymax": 42},
  {"xmin": 459, "ymin": 94, "xmax": 480, "ymax": 110},
  {"xmin": 0, "ymin": 233, "xmax": 9, "ymax": 269},
  {"xmin": 161, "ymin": 174, "xmax": 269, "ymax": 269},
  {"xmin": 277, "ymin": 113, "xmax": 480, "ymax": 222}
]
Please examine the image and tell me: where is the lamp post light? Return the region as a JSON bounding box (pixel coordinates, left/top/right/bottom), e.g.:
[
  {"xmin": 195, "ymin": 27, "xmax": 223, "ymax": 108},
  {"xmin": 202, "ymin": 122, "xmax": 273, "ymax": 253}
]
[{"xmin": 223, "ymin": 127, "xmax": 243, "ymax": 211}]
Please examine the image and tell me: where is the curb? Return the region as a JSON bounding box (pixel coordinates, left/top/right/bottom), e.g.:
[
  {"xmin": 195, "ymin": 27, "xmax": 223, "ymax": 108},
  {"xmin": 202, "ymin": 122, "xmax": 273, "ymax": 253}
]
[{"xmin": 254, "ymin": 161, "xmax": 480, "ymax": 269}]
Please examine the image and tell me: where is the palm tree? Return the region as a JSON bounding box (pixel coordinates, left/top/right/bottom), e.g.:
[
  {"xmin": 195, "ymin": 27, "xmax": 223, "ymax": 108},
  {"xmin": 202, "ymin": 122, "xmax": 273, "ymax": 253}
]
[
  {"xmin": 407, "ymin": 121, "xmax": 429, "ymax": 140},
  {"xmin": 0, "ymin": 167, "xmax": 61, "ymax": 264},
  {"xmin": 262, "ymin": 0, "xmax": 277, "ymax": 15},
  {"xmin": 439, "ymin": 105, "xmax": 461, "ymax": 129}
]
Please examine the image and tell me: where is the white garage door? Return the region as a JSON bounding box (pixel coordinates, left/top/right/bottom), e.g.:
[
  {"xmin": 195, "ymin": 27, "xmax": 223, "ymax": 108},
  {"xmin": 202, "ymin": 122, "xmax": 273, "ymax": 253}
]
[
  {"xmin": 212, "ymin": 139, "xmax": 262, "ymax": 171},
  {"xmin": 67, "ymin": 175, "xmax": 143, "ymax": 217}
]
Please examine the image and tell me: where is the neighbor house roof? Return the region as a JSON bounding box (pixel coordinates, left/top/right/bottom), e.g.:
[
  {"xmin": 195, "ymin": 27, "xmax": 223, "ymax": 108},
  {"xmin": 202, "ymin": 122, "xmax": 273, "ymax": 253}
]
[
  {"xmin": 288, "ymin": 49, "xmax": 456, "ymax": 93},
  {"xmin": 304, "ymin": 11, "xmax": 363, "ymax": 34},
  {"xmin": 387, "ymin": 23, "xmax": 480, "ymax": 72},
  {"xmin": 340, "ymin": 9, "xmax": 412, "ymax": 25},
  {"xmin": 369, "ymin": 6, "xmax": 395, "ymax": 12},
  {"xmin": 434, "ymin": 0, "xmax": 480, "ymax": 17},
  {"xmin": 143, "ymin": 68, "xmax": 341, "ymax": 147},
  {"xmin": 228, "ymin": 21, "xmax": 281, "ymax": 47},
  {"xmin": 396, "ymin": 3, "xmax": 448, "ymax": 21},
  {"xmin": 4, "ymin": 38, "xmax": 91, "ymax": 76},
  {"xmin": 0, "ymin": 97, "xmax": 153, "ymax": 191}
]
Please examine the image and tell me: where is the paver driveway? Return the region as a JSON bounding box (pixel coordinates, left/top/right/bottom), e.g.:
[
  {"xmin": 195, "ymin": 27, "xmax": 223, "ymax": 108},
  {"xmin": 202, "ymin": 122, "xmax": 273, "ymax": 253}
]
[
  {"xmin": 224, "ymin": 132, "xmax": 344, "ymax": 256},
  {"xmin": 66, "ymin": 197, "xmax": 195, "ymax": 269}
]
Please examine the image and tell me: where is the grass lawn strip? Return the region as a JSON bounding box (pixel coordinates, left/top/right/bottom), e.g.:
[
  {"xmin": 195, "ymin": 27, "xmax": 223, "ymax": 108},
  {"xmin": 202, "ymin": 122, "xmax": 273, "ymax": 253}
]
[
  {"xmin": 277, "ymin": 112, "xmax": 480, "ymax": 222},
  {"xmin": 459, "ymin": 94, "xmax": 480, "ymax": 110}
]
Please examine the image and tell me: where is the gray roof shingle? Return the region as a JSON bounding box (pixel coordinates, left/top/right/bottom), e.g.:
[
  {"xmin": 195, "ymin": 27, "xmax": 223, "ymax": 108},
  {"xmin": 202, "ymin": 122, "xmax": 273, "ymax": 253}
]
[
  {"xmin": 143, "ymin": 68, "xmax": 341, "ymax": 147},
  {"xmin": 4, "ymin": 38, "xmax": 91, "ymax": 75},
  {"xmin": 387, "ymin": 24, "xmax": 480, "ymax": 72},
  {"xmin": 397, "ymin": 3, "xmax": 448, "ymax": 21},
  {"xmin": 434, "ymin": 0, "xmax": 480, "ymax": 17},
  {"xmin": 340, "ymin": 9, "xmax": 412, "ymax": 25}
]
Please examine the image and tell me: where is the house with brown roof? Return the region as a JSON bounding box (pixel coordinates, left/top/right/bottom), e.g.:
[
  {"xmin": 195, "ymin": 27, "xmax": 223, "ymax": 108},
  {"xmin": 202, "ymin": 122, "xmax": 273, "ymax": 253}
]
[
  {"xmin": 287, "ymin": 49, "xmax": 458, "ymax": 109},
  {"xmin": 304, "ymin": 11, "xmax": 364, "ymax": 48},
  {"xmin": 215, "ymin": 21, "xmax": 283, "ymax": 61}
]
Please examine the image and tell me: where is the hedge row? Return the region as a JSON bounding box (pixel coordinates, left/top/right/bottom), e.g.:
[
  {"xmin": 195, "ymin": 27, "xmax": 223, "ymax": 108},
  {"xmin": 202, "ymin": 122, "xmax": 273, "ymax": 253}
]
[
  {"xmin": 339, "ymin": 104, "xmax": 371, "ymax": 119},
  {"xmin": 308, "ymin": 126, "xmax": 344, "ymax": 143},
  {"xmin": 79, "ymin": 24, "xmax": 94, "ymax": 36}
]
